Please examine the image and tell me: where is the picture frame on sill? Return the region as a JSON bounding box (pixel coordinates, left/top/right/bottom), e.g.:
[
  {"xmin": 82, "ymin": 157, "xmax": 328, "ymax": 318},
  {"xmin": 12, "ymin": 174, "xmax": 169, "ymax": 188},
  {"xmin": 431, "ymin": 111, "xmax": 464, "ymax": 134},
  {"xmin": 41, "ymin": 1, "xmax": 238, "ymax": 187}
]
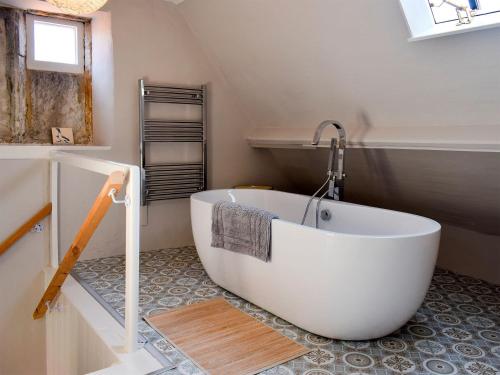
[{"xmin": 52, "ymin": 128, "xmax": 75, "ymax": 145}]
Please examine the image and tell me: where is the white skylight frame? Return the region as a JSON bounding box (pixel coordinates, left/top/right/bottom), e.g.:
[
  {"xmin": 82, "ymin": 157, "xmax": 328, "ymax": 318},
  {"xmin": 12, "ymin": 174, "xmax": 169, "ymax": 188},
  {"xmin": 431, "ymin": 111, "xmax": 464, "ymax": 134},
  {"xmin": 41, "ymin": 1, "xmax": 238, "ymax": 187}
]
[
  {"xmin": 26, "ymin": 14, "xmax": 84, "ymax": 74},
  {"xmin": 399, "ymin": 0, "xmax": 500, "ymax": 41}
]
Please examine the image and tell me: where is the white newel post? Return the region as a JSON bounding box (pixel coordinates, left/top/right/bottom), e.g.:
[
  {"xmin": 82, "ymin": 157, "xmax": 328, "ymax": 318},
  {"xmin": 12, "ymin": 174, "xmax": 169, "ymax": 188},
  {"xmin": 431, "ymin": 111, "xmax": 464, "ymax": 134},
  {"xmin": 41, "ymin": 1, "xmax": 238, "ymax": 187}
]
[
  {"xmin": 50, "ymin": 160, "xmax": 59, "ymax": 268},
  {"xmin": 125, "ymin": 165, "xmax": 141, "ymax": 352}
]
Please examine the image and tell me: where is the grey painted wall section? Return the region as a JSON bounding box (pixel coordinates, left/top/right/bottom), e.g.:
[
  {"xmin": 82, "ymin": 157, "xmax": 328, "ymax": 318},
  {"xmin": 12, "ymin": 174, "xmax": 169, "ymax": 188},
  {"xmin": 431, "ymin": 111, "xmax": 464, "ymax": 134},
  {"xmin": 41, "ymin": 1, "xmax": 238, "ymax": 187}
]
[
  {"xmin": 272, "ymin": 149, "xmax": 500, "ymax": 236},
  {"xmin": 267, "ymin": 148, "xmax": 500, "ymax": 284}
]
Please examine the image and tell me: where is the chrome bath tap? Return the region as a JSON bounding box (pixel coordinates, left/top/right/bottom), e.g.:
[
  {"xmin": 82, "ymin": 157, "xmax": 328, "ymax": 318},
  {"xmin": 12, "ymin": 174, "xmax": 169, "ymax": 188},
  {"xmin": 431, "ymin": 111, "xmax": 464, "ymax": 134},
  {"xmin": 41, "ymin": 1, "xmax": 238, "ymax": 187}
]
[
  {"xmin": 312, "ymin": 120, "xmax": 346, "ymax": 201},
  {"xmin": 301, "ymin": 120, "xmax": 347, "ymax": 228}
]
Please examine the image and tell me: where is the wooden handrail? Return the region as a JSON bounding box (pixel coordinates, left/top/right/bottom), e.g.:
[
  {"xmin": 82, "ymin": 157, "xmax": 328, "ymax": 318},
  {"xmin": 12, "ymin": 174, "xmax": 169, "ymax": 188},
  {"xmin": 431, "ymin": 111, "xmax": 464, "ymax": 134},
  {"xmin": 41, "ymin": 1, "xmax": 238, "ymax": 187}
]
[
  {"xmin": 0, "ymin": 203, "xmax": 52, "ymax": 257},
  {"xmin": 33, "ymin": 171, "xmax": 126, "ymax": 320}
]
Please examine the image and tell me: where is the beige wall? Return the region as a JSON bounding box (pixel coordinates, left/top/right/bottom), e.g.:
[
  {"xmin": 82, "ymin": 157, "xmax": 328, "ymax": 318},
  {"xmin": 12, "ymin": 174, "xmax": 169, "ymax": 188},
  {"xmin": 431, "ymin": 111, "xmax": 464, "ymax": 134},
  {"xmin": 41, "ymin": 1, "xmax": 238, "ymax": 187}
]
[
  {"xmin": 59, "ymin": 0, "xmax": 288, "ymax": 259},
  {"xmin": 0, "ymin": 0, "xmax": 288, "ymax": 373},
  {"xmin": 0, "ymin": 161, "xmax": 49, "ymax": 375}
]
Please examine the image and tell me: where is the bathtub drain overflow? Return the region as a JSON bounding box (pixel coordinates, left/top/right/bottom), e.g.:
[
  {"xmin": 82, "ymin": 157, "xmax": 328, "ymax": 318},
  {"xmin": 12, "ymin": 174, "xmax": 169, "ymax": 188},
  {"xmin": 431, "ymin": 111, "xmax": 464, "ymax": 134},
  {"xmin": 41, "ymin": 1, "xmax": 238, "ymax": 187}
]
[{"xmin": 320, "ymin": 209, "xmax": 332, "ymax": 221}]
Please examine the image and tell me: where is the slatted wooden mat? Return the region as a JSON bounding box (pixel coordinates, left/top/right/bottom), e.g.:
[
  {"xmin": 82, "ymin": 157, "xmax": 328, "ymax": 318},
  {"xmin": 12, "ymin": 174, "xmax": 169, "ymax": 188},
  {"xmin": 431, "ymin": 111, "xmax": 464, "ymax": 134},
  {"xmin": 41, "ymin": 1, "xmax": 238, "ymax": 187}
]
[{"xmin": 145, "ymin": 298, "xmax": 310, "ymax": 375}]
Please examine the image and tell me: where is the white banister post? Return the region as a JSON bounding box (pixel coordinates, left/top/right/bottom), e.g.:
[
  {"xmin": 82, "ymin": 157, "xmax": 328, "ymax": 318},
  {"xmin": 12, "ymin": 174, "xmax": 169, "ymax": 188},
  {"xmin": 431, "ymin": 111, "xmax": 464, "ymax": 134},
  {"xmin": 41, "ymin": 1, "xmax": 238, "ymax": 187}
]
[
  {"xmin": 50, "ymin": 160, "xmax": 59, "ymax": 268},
  {"xmin": 124, "ymin": 165, "xmax": 141, "ymax": 352}
]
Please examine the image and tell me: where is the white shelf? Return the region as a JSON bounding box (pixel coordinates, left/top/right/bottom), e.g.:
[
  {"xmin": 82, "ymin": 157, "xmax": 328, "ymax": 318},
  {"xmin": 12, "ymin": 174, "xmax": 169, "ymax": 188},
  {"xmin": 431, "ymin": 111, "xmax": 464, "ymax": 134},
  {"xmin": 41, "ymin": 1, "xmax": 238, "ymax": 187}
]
[
  {"xmin": 247, "ymin": 126, "xmax": 500, "ymax": 152},
  {"xmin": 0, "ymin": 145, "xmax": 111, "ymax": 160}
]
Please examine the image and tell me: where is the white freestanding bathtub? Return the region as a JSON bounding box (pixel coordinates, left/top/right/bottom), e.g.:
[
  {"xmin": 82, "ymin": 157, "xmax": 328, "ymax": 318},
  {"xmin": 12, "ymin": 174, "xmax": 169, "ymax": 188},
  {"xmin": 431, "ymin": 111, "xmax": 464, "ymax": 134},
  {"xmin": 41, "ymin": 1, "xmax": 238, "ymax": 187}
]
[{"xmin": 190, "ymin": 189, "xmax": 441, "ymax": 340}]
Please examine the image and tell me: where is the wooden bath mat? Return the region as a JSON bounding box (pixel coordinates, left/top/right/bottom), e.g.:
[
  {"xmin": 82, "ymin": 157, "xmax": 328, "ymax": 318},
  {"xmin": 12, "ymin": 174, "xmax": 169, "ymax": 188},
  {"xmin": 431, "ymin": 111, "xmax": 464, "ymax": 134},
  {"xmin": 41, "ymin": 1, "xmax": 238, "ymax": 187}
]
[{"xmin": 145, "ymin": 298, "xmax": 310, "ymax": 375}]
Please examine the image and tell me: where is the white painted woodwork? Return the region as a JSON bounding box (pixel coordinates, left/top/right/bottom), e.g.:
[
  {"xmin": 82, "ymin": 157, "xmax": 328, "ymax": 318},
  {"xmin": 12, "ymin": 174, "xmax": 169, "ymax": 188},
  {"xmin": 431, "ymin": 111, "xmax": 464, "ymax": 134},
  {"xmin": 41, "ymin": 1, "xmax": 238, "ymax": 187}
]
[
  {"xmin": 50, "ymin": 160, "xmax": 59, "ymax": 268},
  {"xmin": 0, "ymin": 145, "xmax": 111, "ymax": 160},
  {"xmin": 124, "ymin": 166, "xmax": 141, "ymax": 353}
]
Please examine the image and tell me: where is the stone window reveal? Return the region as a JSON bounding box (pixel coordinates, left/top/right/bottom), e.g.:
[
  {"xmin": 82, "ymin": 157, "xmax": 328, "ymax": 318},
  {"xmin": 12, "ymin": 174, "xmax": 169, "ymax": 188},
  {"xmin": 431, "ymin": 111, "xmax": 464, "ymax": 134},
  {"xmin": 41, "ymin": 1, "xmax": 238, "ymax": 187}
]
[{"xmin": 0, "ymin": 6, "xmax": 93, "ymax": 144}]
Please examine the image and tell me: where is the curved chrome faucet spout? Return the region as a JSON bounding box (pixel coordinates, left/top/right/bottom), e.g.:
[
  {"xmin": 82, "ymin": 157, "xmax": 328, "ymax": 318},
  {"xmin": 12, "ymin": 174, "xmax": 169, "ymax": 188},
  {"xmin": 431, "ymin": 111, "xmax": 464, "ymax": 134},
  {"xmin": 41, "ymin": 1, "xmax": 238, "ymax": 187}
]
[{"xmin": 312, "ymin": 120, "xmax": 346, "ymax": 148}]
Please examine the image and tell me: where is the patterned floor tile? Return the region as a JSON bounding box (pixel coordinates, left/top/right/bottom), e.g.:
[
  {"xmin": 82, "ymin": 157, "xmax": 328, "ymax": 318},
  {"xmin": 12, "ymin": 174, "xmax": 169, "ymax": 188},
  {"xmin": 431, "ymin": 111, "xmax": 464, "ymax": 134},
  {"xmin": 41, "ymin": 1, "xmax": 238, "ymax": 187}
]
[{"xmin": 73, "ymin": 246, "xmax": 500, "ymax": 375}]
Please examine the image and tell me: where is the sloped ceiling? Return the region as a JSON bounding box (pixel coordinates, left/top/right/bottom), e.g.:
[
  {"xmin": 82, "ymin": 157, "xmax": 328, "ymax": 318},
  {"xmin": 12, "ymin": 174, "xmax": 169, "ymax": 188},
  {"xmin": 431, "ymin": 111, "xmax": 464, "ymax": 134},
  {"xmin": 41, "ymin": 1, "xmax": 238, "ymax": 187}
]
[{"xmin": 177, "ymin": 0, "xmax": 500, "ymax": 132}]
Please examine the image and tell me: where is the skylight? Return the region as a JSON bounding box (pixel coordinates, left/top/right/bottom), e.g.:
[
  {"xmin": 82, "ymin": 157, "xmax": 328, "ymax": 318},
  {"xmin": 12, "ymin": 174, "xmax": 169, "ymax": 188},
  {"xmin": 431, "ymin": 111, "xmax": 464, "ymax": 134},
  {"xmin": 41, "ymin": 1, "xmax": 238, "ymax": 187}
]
[
  {"xmin": 429, "ymin": 0, "xmax": 500, "ymax": 24},
  {"xmin": 400, "ymin": 0, "xmax": 500, "ymax": 41}
]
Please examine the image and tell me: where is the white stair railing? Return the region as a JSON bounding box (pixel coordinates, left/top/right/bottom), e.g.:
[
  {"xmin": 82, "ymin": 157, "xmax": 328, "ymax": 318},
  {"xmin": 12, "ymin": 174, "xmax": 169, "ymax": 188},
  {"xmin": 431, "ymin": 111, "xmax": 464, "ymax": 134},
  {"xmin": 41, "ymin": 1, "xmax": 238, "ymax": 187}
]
[{"xmin": 49, "ymin": 151, "xmax": 140, "ymax": 353}]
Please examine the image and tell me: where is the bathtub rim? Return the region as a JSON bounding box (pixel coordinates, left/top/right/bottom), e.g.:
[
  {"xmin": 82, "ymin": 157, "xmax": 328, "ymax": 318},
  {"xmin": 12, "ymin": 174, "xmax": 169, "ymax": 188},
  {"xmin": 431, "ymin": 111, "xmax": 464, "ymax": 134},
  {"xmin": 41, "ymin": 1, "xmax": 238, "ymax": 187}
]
[{"xmin": 191, "ymin": 189, "xmax": 441, "ymax": 240}]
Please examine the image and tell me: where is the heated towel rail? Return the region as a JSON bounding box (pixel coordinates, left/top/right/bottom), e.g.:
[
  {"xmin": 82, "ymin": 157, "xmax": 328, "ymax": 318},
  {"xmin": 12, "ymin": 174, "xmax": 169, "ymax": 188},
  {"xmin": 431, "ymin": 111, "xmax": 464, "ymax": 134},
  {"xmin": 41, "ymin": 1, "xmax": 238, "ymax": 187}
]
[{"xmin": 139, "ymin": 80, "xmax": 208, "ymax": 205}]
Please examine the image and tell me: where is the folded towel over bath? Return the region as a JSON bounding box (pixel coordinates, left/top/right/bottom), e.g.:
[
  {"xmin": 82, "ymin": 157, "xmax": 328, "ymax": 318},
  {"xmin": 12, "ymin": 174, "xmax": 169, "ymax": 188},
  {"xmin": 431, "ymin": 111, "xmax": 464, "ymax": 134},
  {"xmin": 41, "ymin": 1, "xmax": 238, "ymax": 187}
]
[{"xmin": 211, "ymin": 201, "xmax": 278, "ymax": 262}]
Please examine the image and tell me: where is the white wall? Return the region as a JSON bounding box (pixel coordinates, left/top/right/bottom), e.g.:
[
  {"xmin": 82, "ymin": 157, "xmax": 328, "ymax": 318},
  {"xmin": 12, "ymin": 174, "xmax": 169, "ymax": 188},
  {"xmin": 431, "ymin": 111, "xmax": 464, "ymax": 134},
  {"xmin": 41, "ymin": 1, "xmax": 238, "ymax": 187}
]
[
  {"xmin": 59, "ymin": 0, "xmax": 289, "ymax": 260},
  {"xmin": 0, "ymin": 0, "xmax": 289, "ymax": 373}
]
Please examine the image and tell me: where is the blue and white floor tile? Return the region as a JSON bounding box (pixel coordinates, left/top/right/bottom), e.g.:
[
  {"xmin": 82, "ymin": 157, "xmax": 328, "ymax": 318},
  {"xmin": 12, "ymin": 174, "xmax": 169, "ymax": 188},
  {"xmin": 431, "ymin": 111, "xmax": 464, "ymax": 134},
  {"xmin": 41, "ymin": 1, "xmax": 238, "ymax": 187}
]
[{"xmin": 73, "ymin": 246, "xmax": 500, "ymax": 375}]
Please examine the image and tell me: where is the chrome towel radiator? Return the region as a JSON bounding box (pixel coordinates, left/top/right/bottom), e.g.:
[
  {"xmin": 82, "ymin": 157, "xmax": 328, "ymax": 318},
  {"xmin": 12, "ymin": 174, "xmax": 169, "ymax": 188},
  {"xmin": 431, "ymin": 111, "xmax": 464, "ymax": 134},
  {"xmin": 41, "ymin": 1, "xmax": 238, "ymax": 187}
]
[{"xmin": 139, "ymin": 79, "xmax": 208, "ymax": 205}]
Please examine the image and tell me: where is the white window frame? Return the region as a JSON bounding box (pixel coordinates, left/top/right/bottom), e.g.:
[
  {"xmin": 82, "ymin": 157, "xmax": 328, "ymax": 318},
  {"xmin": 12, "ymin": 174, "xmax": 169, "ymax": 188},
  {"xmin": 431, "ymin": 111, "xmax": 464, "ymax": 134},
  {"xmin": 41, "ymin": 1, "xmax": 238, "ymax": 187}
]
[
  {"xmin": 26, "ymin": 14, "xmax": 84, "ymax": 74},
  {"xmin": 399, "ymin": 0, "xmax": 500, "ymax": 41}
]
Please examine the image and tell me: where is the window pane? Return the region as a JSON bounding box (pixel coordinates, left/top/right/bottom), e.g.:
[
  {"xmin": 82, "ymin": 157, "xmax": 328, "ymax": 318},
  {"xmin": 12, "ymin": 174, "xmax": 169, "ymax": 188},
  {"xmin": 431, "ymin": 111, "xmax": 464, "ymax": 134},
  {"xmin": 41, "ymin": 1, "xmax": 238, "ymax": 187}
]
[
  {"xmin": 34, "ymin": 21, "xmax": 78, "ymax": 65},
  {"xmin": 429, "ymin": 0, "xmax": 500, "ymax": 24},
  {"xmin": 475, "ymin": 0, "xmax": 500, "ymax": 15}
]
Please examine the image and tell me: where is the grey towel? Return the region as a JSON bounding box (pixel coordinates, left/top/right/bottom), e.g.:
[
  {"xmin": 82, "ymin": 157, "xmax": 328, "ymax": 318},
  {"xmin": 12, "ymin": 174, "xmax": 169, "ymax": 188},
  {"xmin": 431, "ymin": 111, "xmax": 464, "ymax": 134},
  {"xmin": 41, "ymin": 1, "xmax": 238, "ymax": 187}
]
[{"xmin": 211, "ymin": 201, "xmax": 278, "ymax": 262}]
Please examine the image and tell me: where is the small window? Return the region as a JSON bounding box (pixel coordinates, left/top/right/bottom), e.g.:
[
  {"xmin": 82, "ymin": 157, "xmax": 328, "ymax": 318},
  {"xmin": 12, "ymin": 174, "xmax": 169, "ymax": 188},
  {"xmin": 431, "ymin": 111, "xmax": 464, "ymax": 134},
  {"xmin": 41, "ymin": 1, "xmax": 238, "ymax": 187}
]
[{"xmin": 26, "ymin": 14, "xmax": 84, "ymax": 74}]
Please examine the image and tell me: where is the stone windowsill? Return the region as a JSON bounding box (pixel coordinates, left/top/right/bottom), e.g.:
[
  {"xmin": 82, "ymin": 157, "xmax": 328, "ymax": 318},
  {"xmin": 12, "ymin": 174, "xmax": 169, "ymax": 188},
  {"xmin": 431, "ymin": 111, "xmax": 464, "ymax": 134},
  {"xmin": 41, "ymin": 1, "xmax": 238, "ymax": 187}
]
[{"xmin": 0, "ymin": 144, "xmax": 111, "ymax": 160}]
